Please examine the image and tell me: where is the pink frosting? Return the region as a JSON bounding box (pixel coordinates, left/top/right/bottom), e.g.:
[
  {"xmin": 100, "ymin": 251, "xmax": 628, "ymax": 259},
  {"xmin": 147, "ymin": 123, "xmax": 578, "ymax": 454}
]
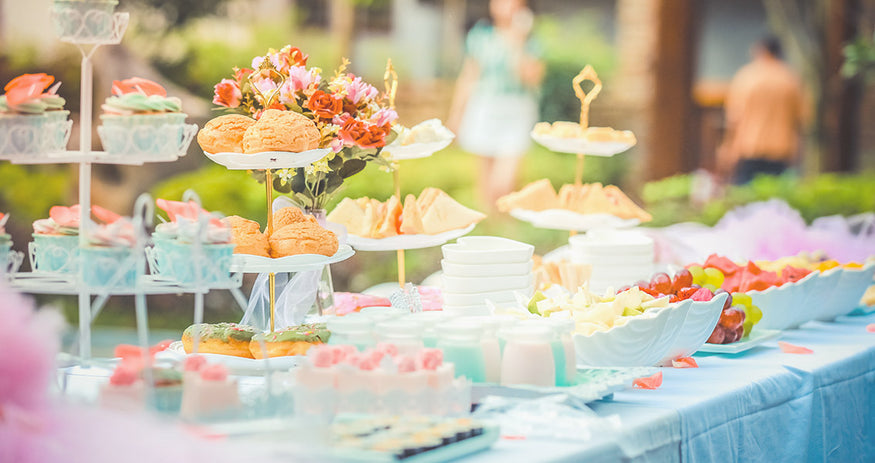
[
  {"xmin": 310, "ymin": 345, "xmax": 335, "ymax": 368},
  {"xmin": 109, "ymin": 364, "xmax": 140, "ymax": 386},
  {"xmin": 375, "ymin": 343, "xmax": 399, "ymax": 358},
  {"xmin": 333, "ymin": 345, "xmax": 356, "ymax": 364},
  {"xmin": 418, "ymin": 348, "xmax": 443, "ymax": 371},
  {"xmin": 396, "ymin": 355, "xmax": 417, "ymax": 373},
  {"xmin": 358, "ymin": 356, "xmax": 378, "ymax": 371},
  {"xmin": 183, "ymin": 355, "xmax": 207, "ymax": 372},
  {"xmin": 200, "ymin": 364, "xmax": 229, "ymax": 381},
  {"xmin": 343, "ymin": 352, "xmax": 362, "ymax": 367},
  {"xmin": 367, "ymin": 349, "xmax": 385, "ymax": 365}
]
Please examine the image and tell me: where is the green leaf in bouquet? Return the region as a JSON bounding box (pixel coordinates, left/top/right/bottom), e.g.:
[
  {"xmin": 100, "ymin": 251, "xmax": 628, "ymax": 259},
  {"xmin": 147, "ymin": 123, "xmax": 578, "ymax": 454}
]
[
  {"xmin": 338, "ymin": 159, "xmax": 366, "ymax": 179},
  {"xmin": 272, "ymin": 175, "xmax": 292, "ymax": 193}
]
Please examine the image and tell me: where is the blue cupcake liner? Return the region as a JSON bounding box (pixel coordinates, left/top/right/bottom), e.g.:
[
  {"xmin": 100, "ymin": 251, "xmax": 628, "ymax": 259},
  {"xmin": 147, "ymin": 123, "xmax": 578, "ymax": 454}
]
[
  {"xmin": 80, "ymin": 246, "xmax": 139, "ymax": 289},
  {"xmin": 31, "ymin": 234, "xmax": 79, "ymax": 273}
]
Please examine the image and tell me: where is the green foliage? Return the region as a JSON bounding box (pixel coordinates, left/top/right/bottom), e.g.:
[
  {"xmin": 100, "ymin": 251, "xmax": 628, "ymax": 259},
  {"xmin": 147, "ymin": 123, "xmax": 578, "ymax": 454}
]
[
  {"xmin": 842, "ymin": 31, "xmax": 875, "ymax": 81},
  {"xmin": 642, "ymin": 172, "xmax": 875, "ymax": 227},
  {"xmin": 534, "ymin": 13, "xmax": 616, "ymax": 123},
  {"xmin": 0, "ymin": 165, "xmax": 72, "ymax": 226}
]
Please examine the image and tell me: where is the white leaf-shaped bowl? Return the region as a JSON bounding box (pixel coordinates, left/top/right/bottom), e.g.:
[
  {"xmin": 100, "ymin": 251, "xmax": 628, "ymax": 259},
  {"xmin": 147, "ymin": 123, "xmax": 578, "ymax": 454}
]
[
  {"xmin": 659, "ymin": 293, "xmax": 728, "ymax": 365},
  {"xmin": 750, "ymin": 271, "xmax": 818, "ymax": 331},
  {"xmin": 816, "ymin": 263, "xmax": 875, "ymax": 321},
  {"xmin": 574, "ymin": 301, "xmax": 688, "ymax": 367}
]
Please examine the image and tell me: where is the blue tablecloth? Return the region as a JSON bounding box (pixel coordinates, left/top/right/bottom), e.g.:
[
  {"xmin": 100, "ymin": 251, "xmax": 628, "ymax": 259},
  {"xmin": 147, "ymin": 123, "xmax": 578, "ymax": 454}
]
[{"xmin": 467, "ymin": 312, "xmax": 875, "ymax": 462}]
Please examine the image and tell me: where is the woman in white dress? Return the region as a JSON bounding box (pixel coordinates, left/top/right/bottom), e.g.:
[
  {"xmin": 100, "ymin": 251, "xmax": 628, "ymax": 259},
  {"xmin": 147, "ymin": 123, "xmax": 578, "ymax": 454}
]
[{"xmin": 447, "ymin": 0, "xmax": 544, "ymax": 210}]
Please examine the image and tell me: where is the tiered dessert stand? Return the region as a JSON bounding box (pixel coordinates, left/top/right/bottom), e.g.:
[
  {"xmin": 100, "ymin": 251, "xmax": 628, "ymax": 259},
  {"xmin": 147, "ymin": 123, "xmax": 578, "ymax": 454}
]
[
  {"xmin": 345, "ymin": 60, "xmax": 465, "ymax": 287},
  {"xmin": 202, "ymin": 66, "xmax": 354, "ymax": 332},
  {"xmin": 519, "ymin": 65, "xmax": 638, "ymax": 233},
  {"xmin": 2, "ymin": 6, "xmax": 243, "ymax": 363}
]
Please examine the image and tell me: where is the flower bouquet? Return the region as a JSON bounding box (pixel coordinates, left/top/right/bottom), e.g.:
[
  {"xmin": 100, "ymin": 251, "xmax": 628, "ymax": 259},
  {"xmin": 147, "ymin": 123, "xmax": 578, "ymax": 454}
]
[{"xmin": 210, "ymin": 45, "xmax": 397, "ymax": 210}]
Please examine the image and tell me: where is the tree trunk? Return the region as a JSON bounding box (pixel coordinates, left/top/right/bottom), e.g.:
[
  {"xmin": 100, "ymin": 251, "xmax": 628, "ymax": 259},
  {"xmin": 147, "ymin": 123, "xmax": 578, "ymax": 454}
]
[{"xmin": 330, "ymin": 0, "xmax": 355, "ymax": 60}]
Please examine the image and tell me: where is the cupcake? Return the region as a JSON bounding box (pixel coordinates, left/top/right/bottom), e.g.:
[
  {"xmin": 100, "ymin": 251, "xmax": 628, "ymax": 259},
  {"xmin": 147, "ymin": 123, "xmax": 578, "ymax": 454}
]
[
  {"xmin": 151, "ymin": 198, "xmax": 234, "ymax": 285},
  {"xmin": 98, "ymin": 77, "xmax": 191, "ymax": 157},
  {"xmin": 0, "ymin": 73, "xmax": 71, "ymax": 157},
  {"xmin": 81, "ymin": 214, "xmax": 139, "ymax": 289},
  {"xmin": 31, "ymin": 205, "xmax": 81, "ymax": 273},
  {"xmin": 52, "ymin": 0, "xmax": 119, "ymax": 43}
]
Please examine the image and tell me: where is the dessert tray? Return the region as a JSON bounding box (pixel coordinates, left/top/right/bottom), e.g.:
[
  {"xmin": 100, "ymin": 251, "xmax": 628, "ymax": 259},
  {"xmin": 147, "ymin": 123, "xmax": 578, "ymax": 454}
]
[
  {"xmin": 697, "ymin": 329, "xmax": 782, "ymax": 354},
  {"xmin": 159, "ymin": 341, "xmax": 304, "ymax": 374},
  {"xmin": 347, "ymin": 224, "xmax": 475, "ymax": 251},
  {"xmin": 530, "ymin": 132, "xmax": 635, "ymax": 157},
  {"xmin": 203, "ymin": 148, "xmax": 330, "ymax": 170},
  {"xmin": 229, "ymin": 244, "xmax": 355, "ymax": 273},
  {"xmin": 509, "ymin": 208, "xmax": 640, "ymax": 231},
  {"xmin": 471, "ymin": 367, "xmax": 658, "ymax": 407},
  {"xmin": 384, "ymin": 138, "xmax": 454, "ymax": 161}
]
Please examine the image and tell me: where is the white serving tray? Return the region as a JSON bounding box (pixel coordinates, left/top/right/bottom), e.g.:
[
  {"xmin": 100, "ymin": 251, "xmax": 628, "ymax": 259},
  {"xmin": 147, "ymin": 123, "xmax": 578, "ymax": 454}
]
[
  {"xmin": 696, "ymin": 329, "xmax": 782, "ymax": 354},
  {"xmin": 383, "ymin": 138, "xmax": 453, "ymax": 161},
  {"xmin": 229, "ymin": 244, "xmax": 354, "ymax": 273},
  {"xmin": 158, "ymin": 341, "xmax": 303, "ymax": 374},
  {"xmin": 204, "ymin": 148, "xmax": 330, "ymax": 170},
  {"xmin": 347, "ymin": 224, "xmax": 475, "ymax": 251}
]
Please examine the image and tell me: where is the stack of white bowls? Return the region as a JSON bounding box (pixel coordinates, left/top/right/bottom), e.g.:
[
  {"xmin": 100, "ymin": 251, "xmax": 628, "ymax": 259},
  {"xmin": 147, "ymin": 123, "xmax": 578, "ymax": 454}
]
[
  {"xmin": 440, "ymin": 236, "xmax": 535, "ymax": 315},
  {"xmin": 569, "ymin": 229, "xmax": 654, "ymax": 293}
]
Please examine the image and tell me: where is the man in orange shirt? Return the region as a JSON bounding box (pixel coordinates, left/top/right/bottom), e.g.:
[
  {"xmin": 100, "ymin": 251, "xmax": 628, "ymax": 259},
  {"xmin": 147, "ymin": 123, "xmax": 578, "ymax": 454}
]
[{"xmin": 719, "ymin": 36, "xmax": 808, "ymax": 184}]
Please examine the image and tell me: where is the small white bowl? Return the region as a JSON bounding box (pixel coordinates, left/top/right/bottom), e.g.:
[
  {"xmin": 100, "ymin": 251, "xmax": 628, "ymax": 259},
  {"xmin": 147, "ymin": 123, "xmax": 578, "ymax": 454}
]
[
  {"xmin": 441, "ymin": 236, "xmax": 534, "ymax": 264},
  {"xmin": 750, "ymin": 271, "xmax": 818, "ymax": 331},
  {"xmin": 442, "ymin": 286, "xmax": 534, "ymax": 307},
  {"xmin": 569, "ymin": 229, "xmax": 654, "ymax": 257},
  {"xmin": 441, "ymin": 274, "xmax": 534, "ymax": 294},
  {"xmin": 441, "ymin": 259, "xmax": 533, "ymax": 278},
  {"xmin": 442, "ymin": 304, "xmax": 493, "ymax": 316}
]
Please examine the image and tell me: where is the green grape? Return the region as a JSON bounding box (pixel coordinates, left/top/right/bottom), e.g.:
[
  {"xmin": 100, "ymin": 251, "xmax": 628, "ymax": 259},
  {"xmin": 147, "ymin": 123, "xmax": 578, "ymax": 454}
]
[
  {"xmin": 688, "ymin": 265, "xmax": 706, "ymax": 285},
  {"xmin": 622, "ymin": 307, "xmax": 643, "ymax": 317},
  {"xmin": 703, "ymin": 267, "xmax": 725, "ymax": 288},
  {"xmin": 746, "ymin": 304, "xmax": 763, "ymax": 325},
  {"xmin": 731, "ymin": 292, "xmax": 753, "ymax": 308},
  {"xmin": 742, "ymin": 319, "xmax": 754, "ymax": 337},
  {"xmin": 702, "ymin": 283, "xmax": 718, "ymax": 293}
]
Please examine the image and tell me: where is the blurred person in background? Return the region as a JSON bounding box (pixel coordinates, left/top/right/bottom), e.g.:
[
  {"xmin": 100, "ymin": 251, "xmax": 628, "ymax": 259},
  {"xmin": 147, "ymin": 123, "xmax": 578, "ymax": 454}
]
[
  {"xmin": 447, "ymin": 0, "xmax": 544, "ymax": 209},
  {"xmin": 718, "ymin": 35, "xmax": 808, "ymax": 185}
]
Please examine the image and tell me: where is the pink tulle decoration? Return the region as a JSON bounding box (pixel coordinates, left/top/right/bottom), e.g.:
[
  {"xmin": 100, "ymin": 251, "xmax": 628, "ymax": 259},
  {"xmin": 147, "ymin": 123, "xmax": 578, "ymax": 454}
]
[{"xmin": 648, "ymin": 200, "xmax": 875, "ymax": 265}]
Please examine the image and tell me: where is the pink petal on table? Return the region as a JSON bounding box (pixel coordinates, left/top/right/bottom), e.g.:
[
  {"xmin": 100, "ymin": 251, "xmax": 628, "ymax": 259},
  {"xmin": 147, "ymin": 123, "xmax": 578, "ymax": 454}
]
[
  {"xmin": 778, "ymin": 341, "xmax": 813, "ymax": 354},
  {"xmin": 672, "ymin": 357, "xmax": 699, "ymax": 368},
  {"xmin": 633, "ymin": 371, "xmax": 663, "ymax": 390},
  {"xmin": 866, "ymin": 324, "xmax": 875, "ymax": 333}
]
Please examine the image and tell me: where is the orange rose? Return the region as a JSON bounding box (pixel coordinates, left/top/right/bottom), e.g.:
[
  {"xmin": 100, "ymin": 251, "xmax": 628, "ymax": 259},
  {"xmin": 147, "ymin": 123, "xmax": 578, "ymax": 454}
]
[
  {"xmin": 4, "ymin": 73, "xmax": 55, "ymax": 108},
  {"xmin": 338, "ymin": 118, "xmax": 388, "ymax": 149},
  {"xmin": 306, "ymin": 90, "xmax": 342, "ymax": 119},
  {"xmin": 212, "ymin": 79, "xmax": 242, "ymax": 108}
]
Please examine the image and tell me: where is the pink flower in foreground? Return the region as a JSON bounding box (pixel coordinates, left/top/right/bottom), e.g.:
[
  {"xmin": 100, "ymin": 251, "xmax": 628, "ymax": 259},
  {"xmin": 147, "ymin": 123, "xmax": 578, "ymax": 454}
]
[
  {"xmin": 212, "ymin": 79, "xmax": 241, "ymax": 108},
  {"xmin": 370, "ymin": 108, "xmax": 398, "ymax": 127}
]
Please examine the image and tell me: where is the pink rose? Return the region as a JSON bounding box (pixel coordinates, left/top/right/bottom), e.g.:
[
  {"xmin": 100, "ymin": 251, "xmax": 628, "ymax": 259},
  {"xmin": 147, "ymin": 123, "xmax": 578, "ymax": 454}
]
[
  {"xmin": 370, "ymin": 108, "xmax": 398, "ymax": 127},
  {"xmin": 345, "ymin": 75, "xmax": 379, "ymax": 104},
  {"xmin": 212, "ymin": 79, "xmax": 241, "ymax": 108},
  {"xmin": 49, "ymin": 205, "xmax": 80, "ymax": 229}
]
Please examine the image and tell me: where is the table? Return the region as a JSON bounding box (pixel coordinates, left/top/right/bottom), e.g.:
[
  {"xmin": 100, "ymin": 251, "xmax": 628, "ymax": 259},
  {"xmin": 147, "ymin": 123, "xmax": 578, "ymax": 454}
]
[{"xmin": 466, "ymin": 312, "xmax": 875, "ymax": 462}]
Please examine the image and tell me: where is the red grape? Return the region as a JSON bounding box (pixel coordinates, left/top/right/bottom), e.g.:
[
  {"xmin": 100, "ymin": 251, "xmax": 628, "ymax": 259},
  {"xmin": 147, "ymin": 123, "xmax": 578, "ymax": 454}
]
[
  {"xmin": 651, "ymin": 273, "xmax": 672, "ymax": 295},
  {"xmin": 722, "ymin": 293, "xmax": 733, "ymax": 310},
  {"xmin": 671, "ymin": 269, "xmax": 693, "ymax": 293},
  {"xmin": 723, "ymin": 325, "xmax": 743, "ymax": 343},
  {"xmin": 707, "ymin": 326, "xmax": 725, "ymax": 344},
  {"xmin": 718, "ymin": 307, "xmax": 745, "ymax": 330}
]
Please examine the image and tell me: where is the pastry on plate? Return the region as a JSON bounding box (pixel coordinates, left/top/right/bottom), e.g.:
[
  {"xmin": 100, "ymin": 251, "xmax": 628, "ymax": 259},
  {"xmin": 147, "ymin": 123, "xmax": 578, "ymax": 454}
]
[
  {"xmin": 249, "ymin": 323, "xmax": 331, "ymax": 359},
  {"xmin": 269, "ymin": 220, "xmax": 339, "ymax": 257},
  {"xmin": 496, "ymin": 178, "xmax": 557, "ymax": 213},
  {"xmin": 242, "ymin": 109, "xmax": 320, "ymax": 153},
  {"xmin": 197, "ymin": 114, "xmax": 256, "ymax": 154},
  {"xmin": 182, "ymin": 323, "xmax": 258, "ymax": 358},
  {"xmin": 224, "ymin": 215, "xmax": 270, "ymax": 257}
]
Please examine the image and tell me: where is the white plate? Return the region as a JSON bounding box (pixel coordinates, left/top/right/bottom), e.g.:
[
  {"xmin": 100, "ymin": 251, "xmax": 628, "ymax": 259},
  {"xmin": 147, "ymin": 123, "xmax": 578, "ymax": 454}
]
[
  {"xmin": 471, "ymin": 366, "xmax": 658, "ymax": 406},
  {"xmin": 384, "ymin": 138, "xmax": 453, "ymax": 161},
  {"xmin": 531, "ymin": 132, "xmax": 635, "ymax": 156},
  {"xmin": 347, "ymin": 224, "xmax": 475, "ymax": 251},
  {"xmin": 441, "ymin": 259, "xmax": 533, "ymax": 278},
  {"xmin": 697, "ymin": 329, "xmax": 782, "ymax": 354},
  {"xmin": 158, "ymin": 341, "xmax": 302, "ymax": 373},
  {"xmin": 442, "ymin": 236, "xmax": 535, "ymax": 264},
  {"xmin": 510, "ymin": 208, "xmax": 640, "ymax": 231},
  {"xmin": 203, "ymin": 148, "xmax": 330, "ymax": 170},
  {"xmin": 229, "ymin": 244, "xmax": 354, "ymax": 273}
]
